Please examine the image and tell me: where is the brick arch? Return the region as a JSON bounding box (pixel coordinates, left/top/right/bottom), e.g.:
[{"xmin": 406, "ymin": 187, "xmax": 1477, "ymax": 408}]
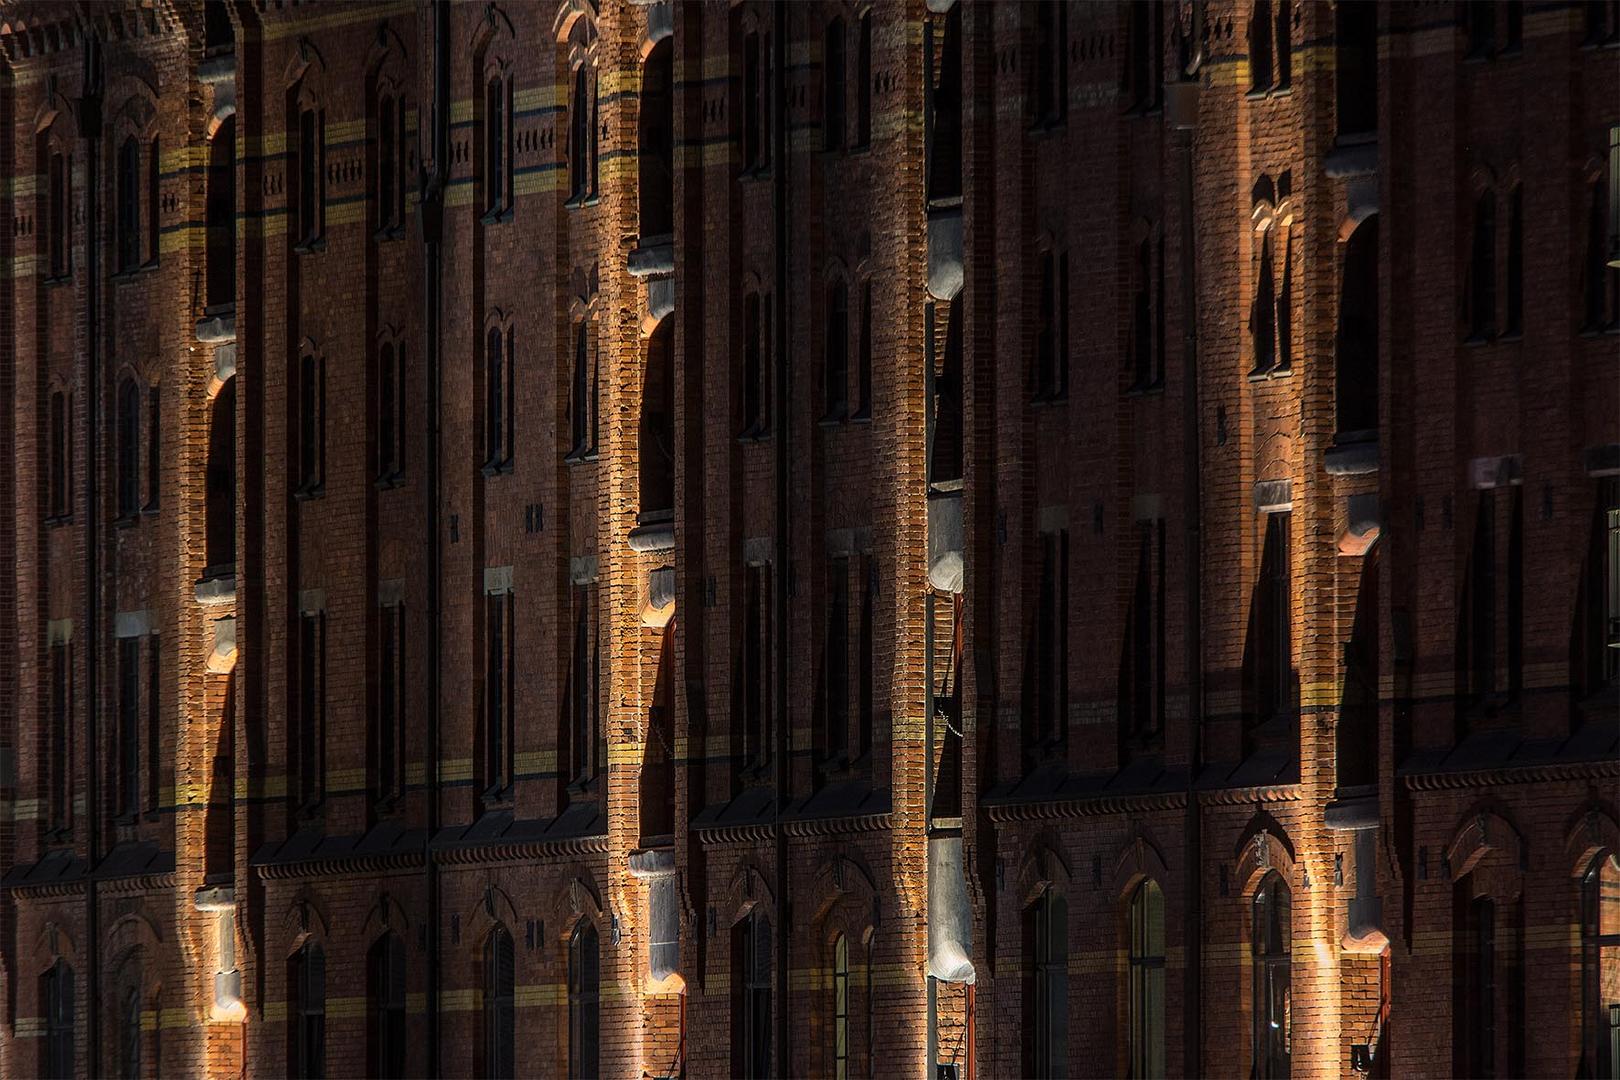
[
  {"xmin": 1234, "ymin": 813, "xmax": 1297, "ymax": 895},
  {"xmin": 32, "ymin": 921, "xmax": 80, "ymax": 974},
  {"xmin": 1014, "ymin": 835, "xmax": 1074, "ymax": 907},
  {"xmin": 107, "ymin": 80, "xmax": 159, "ymax": 144},
  {"xmin": 33, "ymin": 88, "xmax": 76, "ymax": 139},
  {"xmin": 366, "ymin": 21, "xmax": 412, "ymax": 81},
  {"xmin": 542, "ymin": 868, "xmax": 609, "ymax": 939},
  {"xmin": 553, "ymin": 0, "xmax": 599, "ymax": 48},
  {"xmin": 278, "ymin": 891, "xmax": 332, "ymax": 954},
  {"xmin": 464, "ymin": 883, "xmax": 524, "ymax": 949},
  {"xmin": 470, "ymin": 3, "xmax": 518, "ymax": 57},
  {"xmin": 1110, "ymin": 831, "xmax": 1171, "ymax": 900},
  {"xmin": 807, "ymin": 851, "xmax": 879, "ymax": 925},
  {"xmin": 720, "ymin": 861, "xmax": 777, "ymax": 928},
  {"xmin": 284, "ymin": 37, "xmax": 327, "ymax": 102},
  {"xmin": 359, "ymin": 889, "xmax": 413, "ymax": 941},
  {"xmin": 105, "ymin": 910, "xmax": 163, "ymax": 965},
  {"xmin": 1465, "ymin": 161, "xmax": 1497, "ymax": 196},
  {"xmin": 1255, "ymin": 429, "xmax": 1294, "ymax": 483},
  {"xmin": 1564, "ymin": 801, "xmax": 1620, "ymax": 879},
  {"xmin": 1446, "ymin": 805, "xmax": 1525, "ymax": 883}
]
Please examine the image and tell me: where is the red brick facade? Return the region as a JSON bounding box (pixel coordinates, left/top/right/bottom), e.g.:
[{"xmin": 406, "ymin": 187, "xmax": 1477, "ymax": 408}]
[{"xmin": 1, "ymin": 2, "xmax": 1616, "ymax": 1079}]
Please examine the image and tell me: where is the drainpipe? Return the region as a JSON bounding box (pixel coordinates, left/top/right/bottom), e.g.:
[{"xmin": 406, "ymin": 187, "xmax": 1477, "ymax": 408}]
[
  {"xmin": 419, "ymin": 2, "xmax": 450, "ymax": 1072},
  {"xmin": 77, "ymin": 30, "xmax": 105, "ymax": 1073},
  {"xmin": 770, "ymin": 2, "xmax": 791, "ymax": 1075}
]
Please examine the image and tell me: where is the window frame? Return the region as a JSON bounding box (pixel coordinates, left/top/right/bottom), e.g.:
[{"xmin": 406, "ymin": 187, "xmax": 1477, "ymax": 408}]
[
  {"xmin": 1027, "ymin": 887, "xmax": 1069, "ymax": 1078},
  {"xmin": 369, "ymin": 932, "xmax": 407, "ymax": 1080},
  {"xmin": 295, "ymin": 349, "xmax": 326, "ymax": 498},
  {"xmin": 116, "ymin": 135, "xmax": 142, "ymax": 273},
  {"xmin": 1128, "ymin": 879, "xmax": 1166, "ymax": 1080},
  {"xmin": 115, "ymin": 376, "xmax": 143, "ymax": 521},
  {"xmin": 290, "ymin": 941, "xmax": 326, "ymax": 1080},
  {"xmin": 823, "ymin": 278, "xmax": 850, "ymax": 421},
  {"xmin": 43, "ymin": 959, "xmax": 75, "ymax": 1080},
  {"xmin": 567, "ymin": 921, "xmax": 601, "ymax": 1079},
  {"xmin": 483, "ymin": 73, "xmax": 514, "ymax": 223},
  {"xmin": 1251, "ymin": 871, "xmax": 1292, "ymax": 1080},
  {"xmin": 295, "ymin": 104, "xmax": 326, "ymax": 251},
  {"xmin": 483, "ymin": 926, "xmax": 516, "ymax": 1080}
]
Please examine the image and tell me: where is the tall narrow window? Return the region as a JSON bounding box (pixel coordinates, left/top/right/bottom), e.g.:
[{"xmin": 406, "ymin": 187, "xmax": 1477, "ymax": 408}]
[
  {"xmin": 1032, "ymin": 529, "xmax": 1069, "ymax": 751},
  {"xmin": 1130, "ymin": 236, "xmax": 1156, "ymax": 389},
  {"xmin": 1124, "ymin": 0, "xmax": 1165, "ymax": 112},
  {"xmin": 377, "ymin": 342, "xmax": 405, "ymax": 484},
  {"xmin": 855, "ymin": 11, "xmax": 873, "ymax": 149},
  {"xmin": 640, "ymin": 319, "xmax": 676, "ymax": 519},
  {"xmin": 1249, "ymin": 512, "xmax": 1294, "ymax": 740},
  {"xmin": 735, "ymin": 910, "xmax": 773, "ymax": 1079},
  {"xmin": 147, "ymin": 634, "xmax": 161, "ymax": 814},
  {"xmin": 117, "ymin": 136, "xmax": 141, "ymax": 272},
  {"xmin": 50, "ymin": 641, "xmax": 70, "ymax": 832},
  {"xmin": 1253, "ymin": 872, "xmax": 1292, "ymax": 1079},
  {"xmin": 375, "ymin": 601, "xmax": 405, "ymax": 806},
  {"xmin": 1455, "ymin": 893, "xmax": 1498, "ymax": 1076},
  {"xmin": 1504, "ymin": 186, "xmax": 1523, "ymax": 336},
  {"xmin": 740, "ymin": 28, "xmax": 772, "ymax": 172},
  {"xmin": 824, "ymin": 280, "xmax": 849, "ymax": 419},
  {"xmin": 1026, "ymin": 888, "xmax": 1068, "ymax": 1078},
  {"xmin": 118, "ymin": 980, "xmax": 142, "ymax": 1080},
  {"xmin": 640, "ymin": 39, "xmax": 675, "ymax": 238},
  {"xmin": 49, "ymin": 390, "xmax": 70, "ymax": 520},
  {"xmin": 569, "ymin": 64, "xmax": 598, "ymax": 202},
  {"xmin": 858, "ymin": 557, "xmax": 875, "ymax": 760},
  {"xmin": 825, "ymin": 556, "xmax": 851, "ymax": 763},
  {"xmin": 1465, "ymin": 0, "xmax": 1496, "ymax": 58},
  {"xmin": 147, "ymin": 137, "xmax": 160, "ymax": 263},
  {"xmin": 1275, "ymin": 228, "xmax": 1293, "ymax": 372},
  {"xmin": 116, "ymin": 377, "xmax": 142, "ymax": 519},
  {"xmin": 1504, "ymin": 1, "xmax": 1524, "ymax": 50},
  {"xmin": 571, "ymin": 584, "xmax": 600, "ymax": 783},
  {"xmin": 1467, "ymin": 189, "xmax": 1496, "ymax": 342},
  {"xmin": 117, "ymin": 636, "xmax": 140, "ymax": 818},
  {"xmin": 297, "ymin": 351, "xmax": 325, "ymax": 495},
  {"xmin": 824, "ymin": 18, "xmax": 847, "ymax": 151},
  {"xmin": 1032, "ymin": 0, "xmax": 1067, "ymax": 128},
  {"xmin": 206, "ymin": 378, "xmax": 236, "ymax": 576},
  {"xmin": 290, "ymin": 942, "xmax": 326, "ymax": 1079},
  {"xmin": 483, "ymin": 326, "xmax": 513, "ymax": 473},
  {"xmin": 376, "ymin": 92, "xmax": 405, "ymax": 235},
  {"xmin": 832, "ymin": 934, "xmax": 849, "ymax": 1080},
  {"xmin": 48, "ymin": 149, "xmax": 70, "ymax": 279},
  {"xmin": 1128, "ymin": 880, "xmax": 1166, "ymax": 1080},
  {"xmin": 1249, "ymin": 0, "xmax": 1275, "ymax": 93},
  {"xmin": 145, "ymin": 385, "xmax": 160, "ymax": 513},
  {"xmin": 43, "ymin": 960, "xmax": 75, "ymax": 1080},
  {"xmin": 1336, "ymin": 216, "xmax": 1379, "ymax": 437},
  {"xmin": 855, "ymin": 281, "xmax": 873, "ymax": 418},
  {"xmin": 297, "ymin": 610, "xmax": 325, "ymax": 808},
  {"xmin": 484, "ymin": 927, "xmax": 516, "ymax": 1080},
  {"xmin": 369, "ymin": 932, "xmax": 407, "ymax": 1080},
  {"xmin": 1034, "ymin": 249, "xmax": 1068, "ymax": 400},
  {"xmin": 568, "ymin": 922, "xmax": 601, "ymax": 1079},
  {"xmin": 485, "ymin": 76, "xmax": 512, "ymax": 218},
  {"xmin": 484, "ymin": 590, "xmax": 513, "ymax": 797},
  {"xmin": 569, "ymin": 322, "xmax": 598, "ymax": 460},
  {"xmin": 1580, "ymin": 853, "xmax": 1620, "ymax": 1078},
  {"xmin": 1121, "ymin": 519, "xmax": 1166, "ymax": 755},
  {"xmin": 742, "ymin": 563, "xmax": 771, "ymax": 767},
  {"xmin": 207, "ymin": 118, "xmax": 236, "ymax": 310},
  {"xmin": 1251, "ymin": 230, "xmax": 1278, "ymax": 374},
  {"xmin": 1274, "ymin": 0, "xmax": 1292, "ymax": 88},
  {"xmin": 1585, "ymin": 177, "xmax": 1619, "ymax": 333},
  {"xmin": 1335, "ymin": 0, "xmax": 1378, "ymax": 139},
  {"xmin": 740, "ymin": 291, "xmax": 770, "ymax": 437},
  {"xmin": 297, "ymin": 106, "xmax": 324, "ymax": 248}
]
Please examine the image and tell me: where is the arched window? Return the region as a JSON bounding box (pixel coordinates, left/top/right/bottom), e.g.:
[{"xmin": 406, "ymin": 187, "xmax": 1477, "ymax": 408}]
[
  {"xmin": 740, "ymin": 21, "xmax": 772, "ymax": 173},
  {"xmin": 640, "ymin": 318, "xmax": 676, "ymax": 520},
  {"xmin": 640, "ymin": 38, "xmax": 674, "ymax": 238},
  {"xmin": 43, "ymin": 959, "xmax": 75, "ymax": 1080},
  {"xmin": 1581, "ymin": 853, "xmax": 1620, "ymax": 1077},
  {"xmin": 145, "ymin": 384, "xmax": 160, "ymax": 513},
  {"xmin": 1128, "ymin": 880, "xmax": 1166, "ymax": 1079},
  {"xmin": 483, "ymin": 926, "xmax": 515, "ymax": 1080},
  {"xmin": 117, "ymin": 135, "xmax": 141, "ymax": 272},
  {"xmin": 289, "ymin": 941, "xmax": 325, "ymax": 1079},
  {"xmin": 1251, "ymin": 221, "xmax": 1290, "ymax": 376},
  {"xmin": 205, "ymin": 116, "xmax": 235, "ymax": 313},
  {"xmin": 734, "ymin": 909, "xmax": 773, "ymax": 1079},
  {"xmin": 1335, "ymin": 1, "xmax": 1377, "ymax": 139},
  {"xmin": 377, "ymin": 341, "xmax": 405, "ymax": 484},
  {"xmin": 1246, "ymin": 510, "xmax": 1294, "ymax": 753},
  {"xmin": 824, "ymin": 18, "xmax": 846, "ymax": 151},
  {"xmin": 1032, "ymin": 0, "xmax": 1067, "ymax": 128},
  {"xmin": 569, "ymin": 61, "xmax": 599, "ymax": 203},
  {"xmin": 483, "ymin": 325, "xmax": 513, "ymax": 473},
  {"xmin": 1252, "ymin": 872, "xmax": 1291, "ymax": 1079},
  {"xmin": 824, "ymin": 279, "xmax": 849, "ymax": 419},
  {"xmin": 116, "ymin": 376, "xmax": 142, "ymax": 519},
  {"xmin": 118, "ymin": 980, "xmax": 142, "ymax": 1080},
  {"xmin": 117, "ymin": 634, "xmax": 141, "ymax": 818},
  {"xmin": 568, "ymin": 921, "xmax": 601, "ymax": 1079},
  {"xmin": 1249, "ymin": 0, "xmax": 1275, "ymax": 93},
  {"xmin": 484, "ymin": 74, "xmax": 513, "ymax": 220},
  {"xmin": 368, "ymin": 932, "xmax": 407, "ymax": 1079},
  {"xmin": 1025, "ymin": 887, "xmax": 1068, "ymax": 1078},
  {"xmin": 1336, "ymin": 216, "xmax": 1379, "ymax": 439},
  {"xmin": 296, "ymin": 349, "xmax": 325, "ymax": 496},
  {"xmin": 45, "ymin": 144, "xmax": 72, "ymax": 280},
  {"xmin": 568, "ymin": 321, "xmax": 598, "ymax": 460},
  {"xmin": 832, "ymin": 933, "xmax": 849, "ymax": 1079},
  {"xmin": 376, "ymin": 91, "xmax": 406, "ymax": 236},
  {"xmin": 296, "ymin": 102, "xmax": 325, "ymax": 248},
  {"xmin": 484, "ymin": 585, "xmax": 514, "ymax": 797},
  {"xmin": 1467, "ymin": 188, "xmax": 1497, "ymax": 342},
  {"xmin": 206, "ymin": 377, "xmax": 236, "ymax": 578}
]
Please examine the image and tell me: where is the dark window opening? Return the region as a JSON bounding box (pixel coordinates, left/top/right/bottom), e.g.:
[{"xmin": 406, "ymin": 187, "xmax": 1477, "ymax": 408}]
[
  {"xmin": 824, "ymin": 280, "xmax": 850, "ymax": 419},
  {"xmin": 1504, "ymin": 187, "xmax": 1523, "ymax": 337},
  {"xmin": 858, "ymin": 556, "xmax": 876, "ymax": 762},
  {"xmin": 117, "ymin": 136, "xmax": 141, "ymax": 272},
  {"xmin": 640, "ymin": 319, "xmax": 676, "ymax": 520},
  {"xmin": 485, "ymin": 76, "xmax": 513, "ymax": 218},
  {"xmin": 206, "ymin": 377, "xmax": 236, "ymax": 577},
  {"xmin": 640, "ymin": 39, "xmax": 675, "ymax": 238},
  {"xmin": 1574, "ymin": 479, "xmax": 1620, "ymax": 710},
  {"xmin": 1465, "ymin": 0, "xmax": 1497, "ymax": 58},
  {"xmin": 207, "ymin": 118, "xmax": 236, "ymax": 310},
  {"xmin": 43, "ymin": 960, "xmax": 75, "ymax": 1080},
  {"xmin": 1033, "ymin": 249, "xmax": 1068, "ymax": 400},
  {"xmin": 483, "ymin": 927, "xmax": 516, "ymax": 1080},
  {"xmin": 47, "ymin": 149, "xmax": 71, "ymax": 280},
  {"xmin": 1583, "ymin": 177, "xmax": 1619, "ymax": 333},
  {"xmin": 741, "ymin": 563, "xmax": 771, "ymax": 770},
  {"xmin": 1336, "ymin": 216, "xmax": 1379, "ymax": 438},
  {"xmin": 1467, "ymin": 189, "xmax": 1496, "ymax": 342},
  {"xmin": 741, "ymin": 29, "xmax": 772, "ymax": 172},
  {"xmin": 1125, "ymin": 0, "xmax": 1166, "ymax": 112},
  {"xmin": 824, "ymin": 555, "xmax": 851, "ymax": 765},
  {"xmin": 1249, "ymin": 0, "xmax": 1275, "ymax": 93},
  {"xmin": 116, "ymin": 377, "xmax": 142, "ymax": 520},
  {"xmin": 1024, "ymin": 888, "xmax": 1068, "ymax": 1078},
  {"xmin": 569, "ymin": 65, "xmax": 599, "ymax": 203},
  {"xmin": 1120, "ymin": 519, "xmax": 1166, "ymax": 757},
  {"xmin": 376, "ymin": 93, "xmax": 406, "ymax": 236},
  {"xmin": 204, "ymin": 0, "xmax": 235, "ymax": 55},
  {"xmin": 854, "ymin": 281, "xmax": 874, "ymax": 419},
  {"xmin": 296, "ymin": 352, "xmax": 325, "ymax": 496},
  {"xmin": 296, "ymin": 106, "xmax": 325, "ymax": 248},
  {"xmin": 147, "ymin": 635, "xmax": 161, "ymax": 814},
  {"xmin": 145, "ymin": 386, "xmax": 160, "ymax": 513},
  {"xmin": 484, "ymin": 591, "xmax": 514, "ymax": 798},
  {"xmin": 296, "ymin": 610, "xmax": 325, "ymax": 809},
  {"xmin": 368, "ymin": 933, "xmax": 407, "ymax": 1080},
  {"xmin": 640, "ymin": 635, "xmax": 676, "ymax": 841},
  {"xmin": 1030, "ymin": 529, "xmax": 1069, "ymax": 753},
  {"xmin": 824, "ymin": 18, "xmax": 846, "ymax": 152},
  {"xmin": 377, "ymin": 342, "xmax": 406, "ymax": 484},
  {"xmin": 1585, "ymin": 0, "xmax": 1620, "ymax": 45},
  {"xmin": 926, "ymin": 301, "xmax": 964, "ymax": 490},
  {"xmin": 1251, "ymin": 226, "xmax": 1290, "ymax": 376},
  {"xmin": 856, "ymin": 11, "xmax": 874, "ymax": 150},
  {"xmin": 1128, "ymin": 880, "xmax": 1166, "ymax": 1079},
  {"xmin": 483, "ymin": 326, "xmax": 514, "ymax": 474},
  {"xmin": 733, "ymin": 910, "xmax": 773, "ymax": 1079},
  {"xmin": 117, "ymin": 636, "xmax": 141, "ymax": 819},
  {"xmin": 375, "ymin": 602, "xmax": 406, "ymax": 807},
  {"xmin": 833, "ymin": 934, "xmax": 850, "ymax": 1080},
  {"xmin": 1504, "ymin": 1, "xmax": 1524, "ymax": 50},
  {"xmin": 1032, "ymin": 0, "xmax": 1068, "ymax": 128},
  {"xmin": 50, "ymin": 642, "xmax": 71, "ymax": 833},
  {"xmin": 569, "ymin": 322, "xmax": 599, "ymax": 460},
  {"xmin": 1454, "ymin": 892, "xmax": 1498, "ymax": 1077},
  {"xmin": 1130, "ymin": 235, "xmax": 1164, "ymax": 390},
  {"xmin": 568, "ymin": 922, "xmax": 601, "ymax": 1079},
  {"xmin": 1245, "ymin": 512, "xmax": 1295, "ymax": 754},
  {"xmin": 1335, "ymin": 1, "xmax": 1378, "ymax": 138},
  {"xmin": 1336, "ymin": 549, "xmax": 1380, "ymax": 790},
  {"xmin": 147, "ymin": 138, "xmax": 160, "ymax": 264},
  {"xmin": 570, "ymin": 584, "xmax": 601, "ymax": 785},
  {"xmin": 1253, "ymin": 872, "xmax": 1292, "ymax": 1079},
  {"xmin": 118, "ymin": 980, "xmax": 142, "ymax": 1080},
  {"xmin": 290, "ymin": 942, "xmax": 326, "ymax": 1079}
]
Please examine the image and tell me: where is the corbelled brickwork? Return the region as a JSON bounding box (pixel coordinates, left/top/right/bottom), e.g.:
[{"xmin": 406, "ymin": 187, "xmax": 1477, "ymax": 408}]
[{"xmin": 1, "ymin": 2, "xmax": 1616, "ymax": 1079}]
